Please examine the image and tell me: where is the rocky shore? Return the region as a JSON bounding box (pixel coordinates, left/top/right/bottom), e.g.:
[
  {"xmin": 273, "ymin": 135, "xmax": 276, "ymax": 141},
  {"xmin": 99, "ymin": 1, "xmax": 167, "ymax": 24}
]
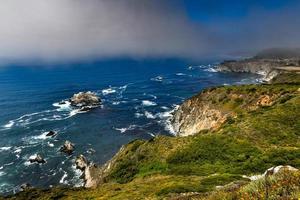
[
  {"xmin": 2, "ymin": 64, "xmax": 300, "ymax": 199},
  {"xmin": 217, "ymin": 48, "xmax": 300, "ymax": 82}
]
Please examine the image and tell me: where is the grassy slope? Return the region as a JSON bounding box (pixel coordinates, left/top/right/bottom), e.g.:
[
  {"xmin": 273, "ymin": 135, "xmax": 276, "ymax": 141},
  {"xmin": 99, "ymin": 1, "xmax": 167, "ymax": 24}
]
[{"xmin": 3, "ymin": 73, "xmax": 300, "ymax": 200}]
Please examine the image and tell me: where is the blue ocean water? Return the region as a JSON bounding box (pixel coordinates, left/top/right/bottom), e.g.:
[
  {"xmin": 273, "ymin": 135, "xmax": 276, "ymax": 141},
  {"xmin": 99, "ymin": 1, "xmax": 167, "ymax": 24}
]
[{"xmin": 0, "ymin": 58, "xmax": 259, "ymax": 194}]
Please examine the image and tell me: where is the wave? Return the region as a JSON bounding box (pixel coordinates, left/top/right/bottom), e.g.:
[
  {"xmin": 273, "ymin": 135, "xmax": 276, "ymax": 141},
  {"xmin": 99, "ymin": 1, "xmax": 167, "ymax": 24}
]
[
  {"xmin": 53, "ymin": 101, "xmax": 72, "ymax": 111},
  {"xmin": 142, "ymin": 100, "xmax": 157, "ymax": 107},
  {"xmin": 114, "ymin": 125, "xmax": 137, "ymax": 133},
  {"xmin": 102, "ymin": 87, "xmax": 117, "ymax": 95},
  {"xmin": 176, "ymin": 73, "xmax": 186, "ymax": 76},
  {"xmin": 1, "ymin": 101, "xmax": 87, "ymax": 130},
  {"xmin": 0, "ymin": 147, "xmax": 12, "ymax": 152},
  {"xmin": 155, "ymin": 105, "xmax": 179, "ymax": 135},
  {"xmin": 204, "ymin": 67, "xmax": 218, "ymax": 73},
  {"xmin": 150, "ymin": 76, "xmax": 163, "ymax": 82},
  {"xmin": 59, "ymin": 169, "xmax": 68, "ymax": 184},
  {"xmin": 144, "ymin": 111, "xmax": 155, "ymax": 119}
]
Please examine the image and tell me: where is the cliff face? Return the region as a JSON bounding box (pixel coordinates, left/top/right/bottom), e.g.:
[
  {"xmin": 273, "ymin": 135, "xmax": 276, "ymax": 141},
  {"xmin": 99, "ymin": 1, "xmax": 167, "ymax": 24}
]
[
  {"xmin": 172, "ymin": 81, "xmax": 299, "ymax": 136},
  {"xmin": 172, "ymin": 89, "xmax": 232, "ymax": 136}
]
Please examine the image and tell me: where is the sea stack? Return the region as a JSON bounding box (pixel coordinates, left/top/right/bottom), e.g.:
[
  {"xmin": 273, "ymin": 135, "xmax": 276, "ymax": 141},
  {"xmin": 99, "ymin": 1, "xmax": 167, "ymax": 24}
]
[
  {"xmin": 29, "ymin": 154, "xmax": 46, "ymax": 164},
  {"xmin": 60, "ymin": 141, "xmax": 75, "ymax": 155},
  {"xmin": 70, "ymin": 91, "xmax": 101, "ymax": 108}
]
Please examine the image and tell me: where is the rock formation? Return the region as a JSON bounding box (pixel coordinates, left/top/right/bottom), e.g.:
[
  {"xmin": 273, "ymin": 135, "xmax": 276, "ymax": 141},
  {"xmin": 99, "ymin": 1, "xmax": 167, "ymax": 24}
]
[
  {"xmin": 217, "ymin": 48, "xmax": 300, "ymax": 82},
  {"xmin": 46, "ymin": 131, "xmax": 56, "ymax": 137},
  {"xmin": 70, "ymin": 91, "xmax": 101, "ymax": 108},
  {"xmin": 60, "ymin": 141, "xmax": 75, "ymax": 155},
  {"xmin": 29, "ymin": 154, "xmax": 46, "ymax": 164},
  {"xmin": 75, "ymin": 155, "xmax": 102, "ymax": 188}
]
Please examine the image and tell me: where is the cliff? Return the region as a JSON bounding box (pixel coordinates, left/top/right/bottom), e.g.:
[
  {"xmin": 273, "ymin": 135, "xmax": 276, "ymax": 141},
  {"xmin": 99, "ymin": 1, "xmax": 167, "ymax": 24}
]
[
  {"xmin": 217, "ymin": 48, "xmax": 300, "ymax": 82},
  {"xmin": 2, "ymin": 73, "xmax": 300, "ymax": 200}
]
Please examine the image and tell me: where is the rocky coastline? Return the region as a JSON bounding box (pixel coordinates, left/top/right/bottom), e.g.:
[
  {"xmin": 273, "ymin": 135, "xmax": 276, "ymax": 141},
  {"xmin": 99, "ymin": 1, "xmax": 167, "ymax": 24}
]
[
  {"xmin": 216, "ymin": 48, "xmax": 300, "ymax": 82},
  {"xmin": 2, "ymin": 61, "xmax": 300, "ymax": 199}
]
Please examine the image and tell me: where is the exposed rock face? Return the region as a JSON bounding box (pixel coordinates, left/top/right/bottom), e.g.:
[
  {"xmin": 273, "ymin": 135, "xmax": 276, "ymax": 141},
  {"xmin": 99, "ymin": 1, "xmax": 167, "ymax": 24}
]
[
  {"xmin": 29, "ymin": 154, "xmax": 46, "ymax": 164},
  {"xmin": 173, "ymin": 102, "xmax": 230, "ymax": 137},
  {"xmin": 74, "ymin": 155, "xmax": 102, "ymax": 188},
  {"xmin": 60, "ymin": 141, "xmax": 75, "ymax": 155},
  {"xmin": 171, "ymin": 83, "xmax": 291, "ymax": 137},
  {"xmin": 70, "ymin": 91, "xmax": 101, "ymax": 108},
  {"xmin": 245, "ymin": 165, "xmax": 298, "ymax": 181},
  {"xmin": 75, "ymin": 155, "xmax": 89, "ymax": 170}
]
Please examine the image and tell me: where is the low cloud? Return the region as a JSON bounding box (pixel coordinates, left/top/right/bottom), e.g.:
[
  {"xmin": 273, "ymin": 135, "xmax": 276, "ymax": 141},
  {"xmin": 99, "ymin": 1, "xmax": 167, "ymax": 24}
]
[
  {"xmin": 0, "ymin": 0, "xmax": 214, "ymax": 63},
  {"xmin": 0, "ymin": 0, "xmax": 300, "ymax": 63}
]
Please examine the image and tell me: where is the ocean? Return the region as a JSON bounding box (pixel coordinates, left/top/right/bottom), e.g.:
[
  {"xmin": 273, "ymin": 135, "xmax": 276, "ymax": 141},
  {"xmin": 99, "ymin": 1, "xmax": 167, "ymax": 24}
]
[{"xmin": 0, "ymin": 58, "xmax": 260, "ymax": 194}]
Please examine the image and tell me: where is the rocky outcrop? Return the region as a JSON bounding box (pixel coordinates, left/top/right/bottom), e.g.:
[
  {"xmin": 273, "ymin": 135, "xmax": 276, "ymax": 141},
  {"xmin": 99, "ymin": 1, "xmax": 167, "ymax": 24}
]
[
  {"xmin": 60, "ymin": 141, "xmax": 75, "ymax": 155},
  {"xmin": 75, "ymin": 155, "xmax": 103, "ymax": 188},
  {"xmin": 46, "ymin": 131, "xmax": 56, "ymax": 137},
  {"xmin": 172, "ymin": 102, "xmax": 230, "ymax": 137},
  {"xmin": 70, "ymin": 91, "xmax": 101, "ymax": 108},
  {"xmin": 29, "ymin": 154, "xmax": 46, "ymax": 164},
  {"xmin": 244, "ymin": 165, "xmax": 298, "ymax": 181},
  {"xmin": 75, "ymin": 155, "xmax": 89, "ymax": 170}
]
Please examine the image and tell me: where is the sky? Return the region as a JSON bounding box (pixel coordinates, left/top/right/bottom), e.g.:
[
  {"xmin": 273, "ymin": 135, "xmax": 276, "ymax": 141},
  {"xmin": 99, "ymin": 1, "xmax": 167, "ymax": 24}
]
[{"xmin": 0, "ymin": 0, "xmax": 299, "ymax": 63}]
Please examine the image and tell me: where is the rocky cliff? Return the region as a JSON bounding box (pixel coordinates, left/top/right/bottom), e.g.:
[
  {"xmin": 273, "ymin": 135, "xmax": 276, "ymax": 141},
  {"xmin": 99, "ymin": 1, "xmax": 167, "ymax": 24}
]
[
  {"xmin": 172, "ymin": 80, "xmax": 299, "ymax": 136},
  {"xmin": 217, "ymin": 48, "xmax": 300, "ymax": 82}
]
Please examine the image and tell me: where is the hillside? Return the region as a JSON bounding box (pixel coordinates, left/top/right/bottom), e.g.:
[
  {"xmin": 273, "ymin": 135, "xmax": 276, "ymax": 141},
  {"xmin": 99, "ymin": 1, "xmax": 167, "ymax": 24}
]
[{"xmin": 2, "ymin": 73, "xmax": 300, "ymax": 200}]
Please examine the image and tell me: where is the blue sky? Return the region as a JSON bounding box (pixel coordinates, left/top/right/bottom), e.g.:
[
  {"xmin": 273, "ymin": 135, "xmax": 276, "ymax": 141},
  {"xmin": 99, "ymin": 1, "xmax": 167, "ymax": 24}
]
[{"xmin": 184, "ymin": 0, "xmax": 298, "ymax": 22}]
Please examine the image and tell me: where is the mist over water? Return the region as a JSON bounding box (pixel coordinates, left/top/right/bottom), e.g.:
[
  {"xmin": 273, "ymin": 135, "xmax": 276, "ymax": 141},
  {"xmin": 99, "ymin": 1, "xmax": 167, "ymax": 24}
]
[{"xmin": 0, "ymin": 59, "xmax": 261, "ymax": 194}]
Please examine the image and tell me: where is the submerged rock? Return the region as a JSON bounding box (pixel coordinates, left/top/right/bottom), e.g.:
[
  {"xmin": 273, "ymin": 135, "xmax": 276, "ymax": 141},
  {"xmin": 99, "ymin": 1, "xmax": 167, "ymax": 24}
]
[
  {"xmin": 46, "ymin": 131, "xmax": 56, "ymax": 137},
  {"xmin": 70, "ymin": 91, "xmax": 101, "ymax": 108},
  {"xmin": 60, "ymin": 141, "xmax": 75, "ymax": 155},
  {"xmin": 20, "ymin": 183, "xmax": 32, "ymax": 191},
  {"xmin": 29, "ymin": 154, "xmax": 46, "ymax": 164}
]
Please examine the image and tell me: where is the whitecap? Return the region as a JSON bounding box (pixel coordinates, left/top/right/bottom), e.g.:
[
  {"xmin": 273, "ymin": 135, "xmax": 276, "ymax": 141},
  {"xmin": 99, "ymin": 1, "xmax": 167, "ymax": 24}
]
[
  {"xmin": 135, "ymin": 112, "xmax": 144, "ymax": 118},
  {"xmin": 112, "ymin": 101, "xmax": 120, "ymax": 105},
  {"xmin": 204, "ymin": 67, "xmax": 218, "ymax": 73},
  {"xmin": 48, "ymin": 142, "xmax": 54, "ymax": 147},
  {"xmin": 142, "ymin": 100, "xmax": 157, "ymax": 107},
  {"xmin": 144, "ymin": 111, "xmax": 155, "ymax": 119},
  {"xmin": 102, "ymin": 88, "xmax": 117, "ymax": 95},
  {"xmin": 161, "ymin": 106, "xmax": 169, "ymax": 110},
  {"xmin": 14, "ymin": 148, "xmax": 22, "ymax": 154},
  {"xmin": 0, "ymin": 171, "xmax": 5, "ymax": 177},
  {"xmin": 53, "ymin": 101, "xmax": 72, "ymax": 111},
  {"xmin": 156, "ymin": 105, "xmax": 179, "ymax": 135},
  {"xmin": 151, "ymin": 76, "xmax": 163, "ymax": 82},
  {"xmin": 0, "ymin": 147, "xmax": 12, "ymax": 152},
  {"xmin": 71, "ymin": 164, "xmax": 84, "ymax": 187},
  {"xmin": 176, "ymin": 73, "xmax": 186, "ymax": 76},
  {"xmin": 3, "ymin": 121, "xmax": 14, "ymax": 129},
  {"xmin": 114, "ymin": 125, "xmax": 137, "ymax": 133},
  {"xmin": 59, "ymin": 170, "xmax": 68, "ymax": 184},
  {"xmin": 31, "ymin": 131, "xmax": 50, "ymax": 140}
]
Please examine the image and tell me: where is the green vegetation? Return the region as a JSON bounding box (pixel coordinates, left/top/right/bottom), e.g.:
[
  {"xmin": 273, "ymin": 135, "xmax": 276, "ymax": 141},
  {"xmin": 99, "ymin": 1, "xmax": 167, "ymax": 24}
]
[{"xmin": 2, "ymin": 73, "xmax": 300, "ymax": 199}]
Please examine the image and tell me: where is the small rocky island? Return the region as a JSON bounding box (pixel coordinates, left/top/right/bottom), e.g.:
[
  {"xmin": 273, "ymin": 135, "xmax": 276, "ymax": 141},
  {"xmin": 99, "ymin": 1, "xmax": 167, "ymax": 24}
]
[
  {"xmin": 58, "ymin": 91, "xmax": 102, "ymax": 111},
  {"xmin": 3, "ymin": 51, "xmax": 300, "ymax": 199}
]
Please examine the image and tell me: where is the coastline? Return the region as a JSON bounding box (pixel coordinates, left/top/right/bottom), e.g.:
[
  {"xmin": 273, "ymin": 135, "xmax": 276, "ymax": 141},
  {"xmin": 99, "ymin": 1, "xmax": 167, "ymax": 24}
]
[{"xmin": 2, "ymin": 60, "xmax": 300, "ymax": 199}]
